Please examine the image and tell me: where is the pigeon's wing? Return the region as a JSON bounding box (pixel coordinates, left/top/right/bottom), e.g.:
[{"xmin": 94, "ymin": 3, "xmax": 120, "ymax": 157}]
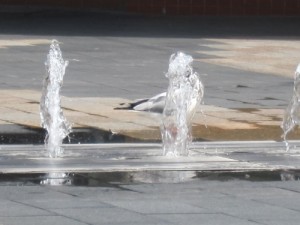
[{"xmin": 133, "ymin": 92, "xmax": 166, "ymax": 113}]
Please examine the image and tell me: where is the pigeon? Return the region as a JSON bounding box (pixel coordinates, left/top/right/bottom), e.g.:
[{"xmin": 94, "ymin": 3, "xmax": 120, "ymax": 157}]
[{"xmin": 115, "ymin": 92, "xmax": 167, "ymax": 114}]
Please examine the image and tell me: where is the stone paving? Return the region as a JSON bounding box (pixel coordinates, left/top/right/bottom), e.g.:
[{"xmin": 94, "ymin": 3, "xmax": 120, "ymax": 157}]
[
  {"xmin": 0, "ymin": 12, "xmax": 300, "ymax": 225},
  {"xmin": 0, "ymin": 15, "xmax": 299, "ymax": 142},
  {"xmin": 1, "ymin": 179, "xmax": 300, "ymax": 225},
  {"xmin": 0, "ymin": 89, "xmax": 292, "ymax": 142},
  {"xmin": 197, "ymin": 38, "xmax": 300, "ymax": 78},
  {"xmin": 0, "ymin": 141, "xmax": 300, "ymax": 225},
  {"xmin": 1, "ymin": 141, "xmax": 300, "ymax": 173}
]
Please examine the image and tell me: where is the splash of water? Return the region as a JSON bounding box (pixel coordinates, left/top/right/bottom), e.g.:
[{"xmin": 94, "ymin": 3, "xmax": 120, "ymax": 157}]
[
  {"xmin": 41, "ymin": 172, "xmax": 71, "ymax": 186},
  {"xmin": 161, "ymin": 52, "xmax": 204, "ymax": 157},
  {"xmin": 40, "ymin": 40, "xmax": 72, "ymax": 157},
  {"xmin": 281, "ymin": 64, "xmax": 300, "ymax": 151}
]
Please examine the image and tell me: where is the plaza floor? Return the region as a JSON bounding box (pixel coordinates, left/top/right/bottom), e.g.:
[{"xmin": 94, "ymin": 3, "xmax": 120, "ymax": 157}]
[
  {"xmin": 0, "ymin": 141, "xmax": 300, "ymax": 225},
  {"xmin": 0, "ymin": 11, "xmax": 300, "ymax": 225}
]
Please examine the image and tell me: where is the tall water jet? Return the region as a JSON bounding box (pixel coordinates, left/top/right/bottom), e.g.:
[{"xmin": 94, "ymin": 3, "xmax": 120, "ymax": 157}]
[
  {"xmin": 40, "ymin": 40, "xmax": 72, "ymax": 158},
  {"xmin": 161, "ymin": 52, "xmax": 204, "ymax": 157},
  {"xmin": 281, "ymin": 63, "xmax": 300, "ymax": 151}
]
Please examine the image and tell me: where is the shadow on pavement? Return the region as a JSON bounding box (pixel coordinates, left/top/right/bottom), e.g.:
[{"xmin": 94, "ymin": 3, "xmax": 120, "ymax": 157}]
[
  {"xmin": 0, "ymin": 11, "xmax": 300, "ymax": 38},
  {"xmin": 0, "ymin": 124, "xmax": 142, "ymax": 144}
]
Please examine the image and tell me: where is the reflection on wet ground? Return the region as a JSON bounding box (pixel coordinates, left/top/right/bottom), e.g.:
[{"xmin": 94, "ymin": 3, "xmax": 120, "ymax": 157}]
[{"xmin": 1, "ymin": 170, "xmax": 299, "ymax": 187}]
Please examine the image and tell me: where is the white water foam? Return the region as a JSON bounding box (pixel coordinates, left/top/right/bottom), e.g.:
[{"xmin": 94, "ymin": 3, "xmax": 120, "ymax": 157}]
[
  {"xmin": 161, "ymin": 52, "xmax": 204, "ymax": 157},
  {"xmin": 40, "ymin": 40, "xmax": 72, "ymax": 157}
]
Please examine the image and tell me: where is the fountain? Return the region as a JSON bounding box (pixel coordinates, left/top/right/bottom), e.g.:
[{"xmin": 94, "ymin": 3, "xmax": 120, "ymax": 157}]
[
  {"xmin": 161, "ymin": 52, "xmax": 204, "ymax": 157},
  {"xmin": 40, "ymin": 40, "xmax": 72, "ymax": 158},
  {"xmin": 281, "ymin": 63, "xmax": 300, "ymax": 150}
]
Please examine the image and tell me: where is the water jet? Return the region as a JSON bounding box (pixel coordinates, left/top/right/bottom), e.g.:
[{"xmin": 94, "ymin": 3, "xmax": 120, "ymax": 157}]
[
  {"xmin": 40, "ymin": 40, "xmax": 72, "ymax": 158},
  {"xmin": 161, "ymin": 52, "xmax": 204, "ymax": 157}
]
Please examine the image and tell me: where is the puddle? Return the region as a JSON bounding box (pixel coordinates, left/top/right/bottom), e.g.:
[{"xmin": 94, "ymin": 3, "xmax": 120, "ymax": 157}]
[
  {"xmin": 195, "ymin": 170, "xmax": 300, "ymax": 182},
  {"xmin": 0, "ymin": 170, "xmax": 299, "ymax": 187}
]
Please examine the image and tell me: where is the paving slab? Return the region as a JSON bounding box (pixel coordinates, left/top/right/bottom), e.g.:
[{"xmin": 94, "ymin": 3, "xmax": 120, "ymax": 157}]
[
  {"xmin": 0, "ymin": 89, "xmax": 293, "ymax": 142},
  {"xmin": 0, "ymin": 141, "xmax": 299, "ymax": 174},
  {"xmin": 1, "ymin": 168, "xmax": 300, "ymax": 225},
  {"xmin": 0, "ymin": 15, "xmax": 298, "ymax": 143},
  {"xmin": 197, "ymin": 38, "xmax": 300, "ymax": 78}
]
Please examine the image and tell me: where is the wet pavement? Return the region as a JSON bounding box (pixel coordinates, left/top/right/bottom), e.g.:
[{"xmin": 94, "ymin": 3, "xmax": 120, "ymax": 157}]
[
  {"xmin": 1, "ymin": 177, "xmax": 300, "ymax": 225},
  {"xmin": 0, "ymin": 10, "xmax": 300, "ymax": 225},
  {"xmin": 0, "ymin": 141, "xmax": 300, "ymax": 225},
  {"xmin": 1, "ymin": 141, "xmax": 300, "ymax": 173}
]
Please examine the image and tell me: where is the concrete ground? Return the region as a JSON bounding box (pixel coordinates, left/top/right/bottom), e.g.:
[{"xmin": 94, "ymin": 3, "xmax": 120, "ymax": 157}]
[
  {"xmin": 1, "ymin": 176, "xmax": 300, "ymax": 225},
  {"xmin": 1, "ymin": 141, "xmax": 300, "ymax": 173},
  {"xmin": 0, "ymin": 13, "xmax": 300, "ymax": 142},
  {"xmin": 0, "ymin": 12, "xmax": 300, "ymax": 143},
  {"xmin": 1, "ymin": 141, "xmax": 300, "ymax": 225},
  {"xmin": 1, "ymin": 11, "xmax": 300, "ymax": 225}
]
